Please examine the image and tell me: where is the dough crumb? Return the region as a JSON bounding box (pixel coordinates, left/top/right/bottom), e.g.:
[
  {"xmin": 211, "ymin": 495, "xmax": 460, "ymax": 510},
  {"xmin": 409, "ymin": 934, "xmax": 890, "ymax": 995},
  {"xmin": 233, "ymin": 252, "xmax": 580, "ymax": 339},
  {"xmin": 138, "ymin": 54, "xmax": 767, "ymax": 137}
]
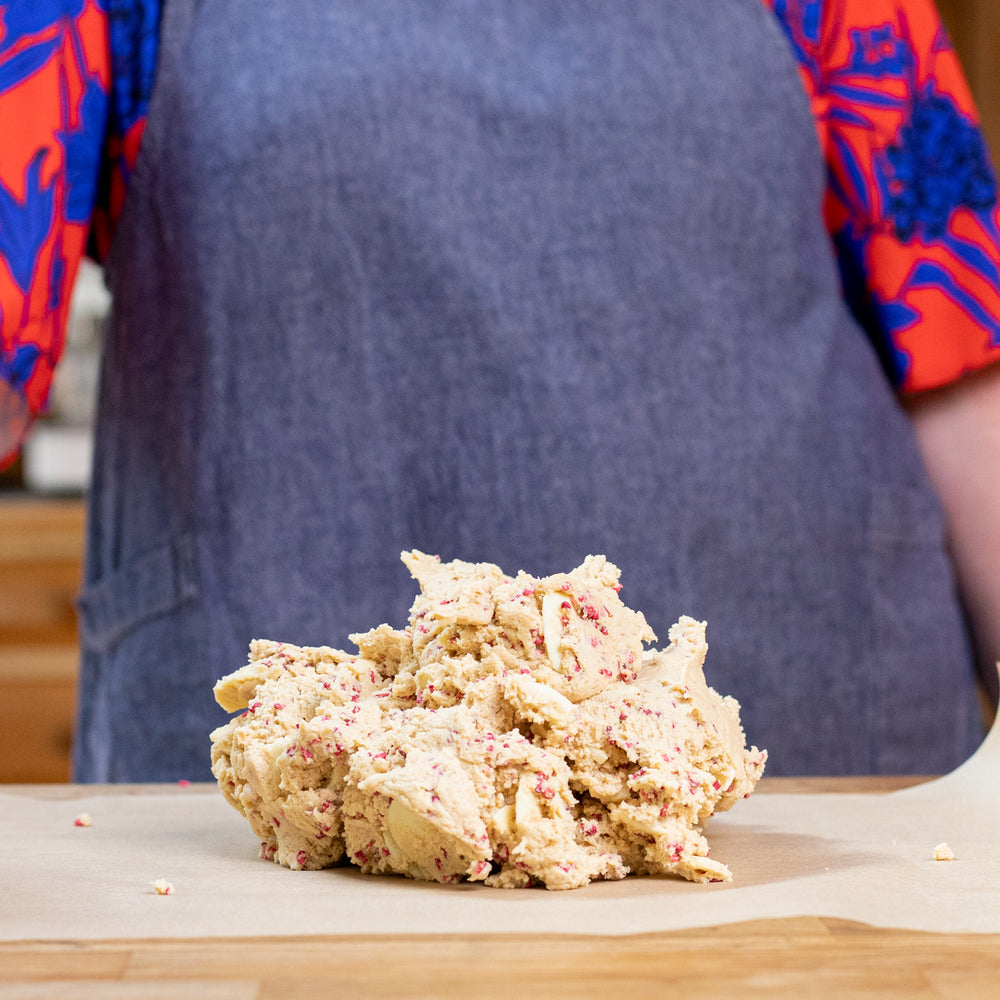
[
  {"xmin": 73, "ymin": 813, "xmax": 93, "ymax": 828},
  {"xmin": 933, "ymin": 842, "xmax": 955, "ymax": 861},
  {"xmin": 211, "ymin": 552, "xmax": 767, "ymax": 889},
  {"xmin": 152, "ymin": 879, "xmax": 175, "ymax": 895}
]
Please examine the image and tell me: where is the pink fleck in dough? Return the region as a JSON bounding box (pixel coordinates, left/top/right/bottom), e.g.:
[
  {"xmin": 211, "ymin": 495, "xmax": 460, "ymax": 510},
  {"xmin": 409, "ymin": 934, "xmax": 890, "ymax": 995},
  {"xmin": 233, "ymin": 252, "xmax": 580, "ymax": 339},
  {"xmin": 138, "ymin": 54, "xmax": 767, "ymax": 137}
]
[{"xmin": 211, "ymin": 552, "xmax": 766, "ymax": 889}]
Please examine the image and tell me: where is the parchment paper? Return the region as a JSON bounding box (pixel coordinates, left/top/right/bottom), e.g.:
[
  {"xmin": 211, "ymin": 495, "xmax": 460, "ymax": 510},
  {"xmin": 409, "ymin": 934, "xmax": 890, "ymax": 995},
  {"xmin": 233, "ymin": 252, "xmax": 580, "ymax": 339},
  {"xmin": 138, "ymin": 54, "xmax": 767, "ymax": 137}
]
[{"xmin": 2, "ymin": 709, "xmax": 997, "ymax": 942}]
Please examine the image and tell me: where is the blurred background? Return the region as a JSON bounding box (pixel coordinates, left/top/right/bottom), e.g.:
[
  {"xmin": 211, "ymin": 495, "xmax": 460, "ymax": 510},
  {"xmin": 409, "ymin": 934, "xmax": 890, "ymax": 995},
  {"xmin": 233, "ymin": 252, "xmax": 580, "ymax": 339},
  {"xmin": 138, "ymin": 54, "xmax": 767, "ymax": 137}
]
[{"xmin": 0, "ymin": 0, "xmax": 997, "ymax": 782}]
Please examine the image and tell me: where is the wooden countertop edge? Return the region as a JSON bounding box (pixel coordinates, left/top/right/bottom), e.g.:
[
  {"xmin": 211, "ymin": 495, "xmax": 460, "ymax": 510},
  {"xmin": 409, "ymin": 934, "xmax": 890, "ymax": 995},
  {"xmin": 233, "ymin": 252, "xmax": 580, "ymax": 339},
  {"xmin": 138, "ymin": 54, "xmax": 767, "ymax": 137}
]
[{"xmin": 5, "ymin": 921, "xmax": 999, "ymax": 1000}]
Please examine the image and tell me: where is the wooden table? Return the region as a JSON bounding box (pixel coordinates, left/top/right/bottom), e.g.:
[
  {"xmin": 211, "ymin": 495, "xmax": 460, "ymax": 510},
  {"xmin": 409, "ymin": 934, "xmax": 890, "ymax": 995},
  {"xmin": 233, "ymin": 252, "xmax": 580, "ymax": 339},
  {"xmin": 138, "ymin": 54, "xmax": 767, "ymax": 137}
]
[{"xmin": 3, "ymin": 778, "xmax": 999, "ymax": 1000}]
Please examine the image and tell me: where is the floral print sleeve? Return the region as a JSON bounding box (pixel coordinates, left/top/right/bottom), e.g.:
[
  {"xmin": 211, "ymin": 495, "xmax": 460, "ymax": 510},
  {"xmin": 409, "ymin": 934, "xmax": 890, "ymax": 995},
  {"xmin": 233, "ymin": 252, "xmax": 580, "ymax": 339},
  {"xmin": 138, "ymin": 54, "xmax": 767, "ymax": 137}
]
[
  {"xmin": 767, "ymin": 0, "xmax": 1000, "ymax": 392},
  {"xmin": 0, "ymin": 1, "xmax": 109, "ymax": 463},
  {"xmin": 0, "ymin": 0, "xmax": 157, "ymax": 466}
]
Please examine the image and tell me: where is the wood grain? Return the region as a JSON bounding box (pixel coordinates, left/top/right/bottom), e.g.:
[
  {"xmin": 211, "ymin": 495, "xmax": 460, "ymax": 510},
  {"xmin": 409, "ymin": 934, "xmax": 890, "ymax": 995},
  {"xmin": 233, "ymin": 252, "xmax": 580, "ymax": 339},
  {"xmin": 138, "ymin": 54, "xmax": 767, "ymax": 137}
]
[
  {"xmin": 0, "ymin": 497, "xmax": 85, "ymax": 782},
  {"xmin": 0, "ymin": 679, "xmax": 74, "ymax": 782},
  {"xmin": 3, "ymin": 918, "xmax": 999, "ymax": 999}
]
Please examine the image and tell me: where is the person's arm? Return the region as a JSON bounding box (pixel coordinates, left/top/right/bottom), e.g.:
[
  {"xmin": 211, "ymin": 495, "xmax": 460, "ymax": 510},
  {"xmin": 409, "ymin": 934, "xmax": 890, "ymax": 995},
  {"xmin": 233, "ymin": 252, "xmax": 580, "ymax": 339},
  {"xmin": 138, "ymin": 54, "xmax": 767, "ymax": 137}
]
[
  {"xmin": 0, "ymin": 0, "xmax": 160, "ymax": 469},
  {"xmin": 904, "ymin": 363, "xmax": 1000, "ymax": 708},
  {"xmin": 0, "ymin": 3, "xmax": 110, "ymax": 466},
  {"xmin": 767, "ymin": 0, "xmax": 1000, "ymax": 711}
]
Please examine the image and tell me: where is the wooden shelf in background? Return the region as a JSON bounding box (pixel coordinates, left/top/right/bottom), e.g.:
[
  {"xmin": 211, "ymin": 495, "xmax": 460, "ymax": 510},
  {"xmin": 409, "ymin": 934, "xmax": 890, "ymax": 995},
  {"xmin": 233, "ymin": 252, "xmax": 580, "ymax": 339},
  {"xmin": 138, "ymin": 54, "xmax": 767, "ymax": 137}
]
[{"xmin": 0, "ymin": 496, "xmax": 86, "ymax": 782}]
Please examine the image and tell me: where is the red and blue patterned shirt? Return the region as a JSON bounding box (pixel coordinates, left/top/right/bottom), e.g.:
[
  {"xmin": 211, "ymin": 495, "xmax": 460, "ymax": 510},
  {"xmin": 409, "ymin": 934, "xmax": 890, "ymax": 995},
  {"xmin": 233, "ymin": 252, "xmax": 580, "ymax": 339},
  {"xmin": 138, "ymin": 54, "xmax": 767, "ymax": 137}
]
[{"xmin": 2, "ymin": 0, "xmax": 1000, "ymax": 466}]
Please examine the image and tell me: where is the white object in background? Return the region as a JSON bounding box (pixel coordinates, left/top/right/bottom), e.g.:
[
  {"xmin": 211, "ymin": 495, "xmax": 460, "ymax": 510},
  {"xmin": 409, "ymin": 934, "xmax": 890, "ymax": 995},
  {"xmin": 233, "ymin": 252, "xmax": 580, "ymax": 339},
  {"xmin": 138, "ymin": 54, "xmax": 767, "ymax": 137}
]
[
  {"xmin": 22, "ymin": 259, "xmax": 109, "ymax": 494},
  {"xmin": 21, "ymin": 423, "xmax": 94, "ymax": 494}
]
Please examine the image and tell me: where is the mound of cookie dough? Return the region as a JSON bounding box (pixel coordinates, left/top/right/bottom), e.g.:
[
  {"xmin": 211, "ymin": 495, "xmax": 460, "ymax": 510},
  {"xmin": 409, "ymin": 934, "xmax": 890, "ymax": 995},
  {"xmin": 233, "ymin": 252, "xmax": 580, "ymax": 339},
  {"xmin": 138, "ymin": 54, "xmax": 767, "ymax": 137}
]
[{"xmin": 211, "ymin": 551, "xmax": 766, "ymax": 889}]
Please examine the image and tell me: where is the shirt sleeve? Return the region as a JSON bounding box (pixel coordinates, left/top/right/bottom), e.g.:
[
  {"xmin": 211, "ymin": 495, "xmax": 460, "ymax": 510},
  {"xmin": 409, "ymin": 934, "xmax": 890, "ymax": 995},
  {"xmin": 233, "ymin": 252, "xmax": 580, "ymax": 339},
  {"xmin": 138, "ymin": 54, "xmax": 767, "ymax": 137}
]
[
  {"xmin": 0, "ymin": 1, "xmax": 111, "ymax": 466},
  {"xmin": 0, "ymin": 0, "xmax": 159, "ymax": 468},
  {"xmin": 90, "ymin": 0, "xmax": 161, "ymax": 262},
  {"xmin": 766, "ymin": 0, "xmax": 1000, "ymax": 394}
]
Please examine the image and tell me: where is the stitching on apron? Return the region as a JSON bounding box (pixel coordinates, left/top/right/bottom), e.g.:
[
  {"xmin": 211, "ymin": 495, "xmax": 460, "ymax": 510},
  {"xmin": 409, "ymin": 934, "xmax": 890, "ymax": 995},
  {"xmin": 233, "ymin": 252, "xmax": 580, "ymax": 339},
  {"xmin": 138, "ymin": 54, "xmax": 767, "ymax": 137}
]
[{"xmin": 76, "ymin": 534, "xmax": 199, "ymax": 653}]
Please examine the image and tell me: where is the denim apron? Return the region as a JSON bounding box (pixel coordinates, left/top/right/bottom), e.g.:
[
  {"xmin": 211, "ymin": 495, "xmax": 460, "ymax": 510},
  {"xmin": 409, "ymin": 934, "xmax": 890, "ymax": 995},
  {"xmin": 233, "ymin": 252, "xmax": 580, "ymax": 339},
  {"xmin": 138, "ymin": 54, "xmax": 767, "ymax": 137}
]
[{"xmin": 75, "ymin": 0, "xmax": 982, "ymax": 780}]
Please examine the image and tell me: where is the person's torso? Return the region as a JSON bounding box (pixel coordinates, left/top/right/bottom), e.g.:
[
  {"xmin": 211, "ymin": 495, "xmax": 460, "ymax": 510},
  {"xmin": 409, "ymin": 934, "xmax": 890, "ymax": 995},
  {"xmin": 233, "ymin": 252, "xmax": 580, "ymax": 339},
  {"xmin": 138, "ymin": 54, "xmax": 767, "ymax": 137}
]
[{"xmin": 77, "ymin": 0, "xmax": 980, "ymax": 778}]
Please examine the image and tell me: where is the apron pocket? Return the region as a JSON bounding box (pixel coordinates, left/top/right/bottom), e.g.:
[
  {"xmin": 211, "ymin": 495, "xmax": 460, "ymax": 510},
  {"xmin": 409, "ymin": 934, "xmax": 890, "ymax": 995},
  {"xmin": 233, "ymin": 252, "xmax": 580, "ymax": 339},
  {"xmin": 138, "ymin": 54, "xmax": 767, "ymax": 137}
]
[{"xmin": 76, "ymin": 535, "xmax": 200, "ymax": 654}]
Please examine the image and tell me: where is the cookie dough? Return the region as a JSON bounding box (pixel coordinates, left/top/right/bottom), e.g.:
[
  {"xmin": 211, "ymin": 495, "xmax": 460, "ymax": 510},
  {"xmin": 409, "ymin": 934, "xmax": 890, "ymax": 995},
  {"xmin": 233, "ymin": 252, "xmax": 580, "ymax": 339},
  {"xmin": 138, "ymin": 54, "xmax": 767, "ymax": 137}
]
[
  {"xmin": 933, "ymin": 842, "xmax": 956, "ymax": 861},
  {"xmin": 211, "ymin": 552, "xmax": 766, "ymax": 889}
]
